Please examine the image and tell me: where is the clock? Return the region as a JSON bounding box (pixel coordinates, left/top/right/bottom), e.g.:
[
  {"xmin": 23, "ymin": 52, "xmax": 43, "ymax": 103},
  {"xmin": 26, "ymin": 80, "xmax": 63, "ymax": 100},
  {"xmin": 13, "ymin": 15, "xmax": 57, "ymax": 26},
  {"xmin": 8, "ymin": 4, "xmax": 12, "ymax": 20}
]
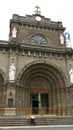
[
  {"xmin": 31, "ymin": 35, "xmax": 47, "ymax": 45},
  {"xmin": 35, "ymin": 16, "xmax": 41, "ymax": 21}
]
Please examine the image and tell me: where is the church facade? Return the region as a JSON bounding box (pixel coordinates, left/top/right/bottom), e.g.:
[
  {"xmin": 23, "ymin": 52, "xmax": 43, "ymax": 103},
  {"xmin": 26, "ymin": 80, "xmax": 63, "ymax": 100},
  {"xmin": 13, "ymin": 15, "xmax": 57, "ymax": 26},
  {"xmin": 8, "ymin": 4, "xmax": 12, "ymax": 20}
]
[{"xmin": 0, "ymin": 7, "xmax": 73, "ymax": 116}]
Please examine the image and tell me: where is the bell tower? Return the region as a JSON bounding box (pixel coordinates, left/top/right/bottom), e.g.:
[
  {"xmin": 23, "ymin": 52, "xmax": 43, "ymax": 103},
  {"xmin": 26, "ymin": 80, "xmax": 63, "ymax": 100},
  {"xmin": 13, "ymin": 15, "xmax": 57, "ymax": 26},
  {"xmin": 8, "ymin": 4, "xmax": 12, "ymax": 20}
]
[{"xmin": 9, "ymin": 6, "xmax": 65, "ymax": 48}]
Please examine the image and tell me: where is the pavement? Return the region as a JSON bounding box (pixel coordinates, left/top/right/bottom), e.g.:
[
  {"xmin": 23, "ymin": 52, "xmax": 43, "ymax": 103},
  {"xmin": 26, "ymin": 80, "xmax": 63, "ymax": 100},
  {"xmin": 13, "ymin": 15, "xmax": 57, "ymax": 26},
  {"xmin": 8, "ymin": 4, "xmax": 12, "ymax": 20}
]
[{"xmin": 0, "ymin": 125, "xmax": 73, "ymax": 130}]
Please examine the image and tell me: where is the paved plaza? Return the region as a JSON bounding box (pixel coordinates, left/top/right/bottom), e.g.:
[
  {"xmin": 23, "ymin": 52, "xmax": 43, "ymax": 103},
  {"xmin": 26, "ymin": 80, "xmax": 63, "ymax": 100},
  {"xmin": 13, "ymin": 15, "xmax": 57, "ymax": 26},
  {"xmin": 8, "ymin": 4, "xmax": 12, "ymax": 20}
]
[{"xmin": 0, "ymin": 125, "xmax": 73, "ymax": 130}]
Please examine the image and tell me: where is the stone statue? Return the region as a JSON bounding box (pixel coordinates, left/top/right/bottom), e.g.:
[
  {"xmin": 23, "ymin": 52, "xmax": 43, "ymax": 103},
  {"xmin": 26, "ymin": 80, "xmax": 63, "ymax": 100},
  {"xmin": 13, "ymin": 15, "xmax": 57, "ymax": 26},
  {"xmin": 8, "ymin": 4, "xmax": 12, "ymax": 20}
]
[
  {"xmin": 60, "ymin": 34, "xmax": 64, "ymax": 44},
  {"xmin": 9, "ymin": 63, "xmax": 16, "ymax": 81},
  {"xmin": 69, "ymin": 68, "xmax": 73, "ymax": 83},
  {"xmin": 12, "ymin": 27, "xmax": 17, "ymax": 38}
]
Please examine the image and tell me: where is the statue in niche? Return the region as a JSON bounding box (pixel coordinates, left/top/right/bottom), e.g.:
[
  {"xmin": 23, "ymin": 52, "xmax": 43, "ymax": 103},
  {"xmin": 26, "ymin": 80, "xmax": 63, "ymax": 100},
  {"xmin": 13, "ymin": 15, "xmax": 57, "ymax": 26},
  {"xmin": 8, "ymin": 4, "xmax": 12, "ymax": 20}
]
[
  {"xmin": 69, "ymin": 68, "xmax": 73, "ymax": 84},
  {"xmin": 9, "ymin": 63, "xmax": 16, "ymax": 81},
  {"xmin": 12, "ymin": 27, "xmax": 17, "ymax": 38},
  {"xmin": 60, "ymin": 34, "xmax": 64, "ymax": 44}
]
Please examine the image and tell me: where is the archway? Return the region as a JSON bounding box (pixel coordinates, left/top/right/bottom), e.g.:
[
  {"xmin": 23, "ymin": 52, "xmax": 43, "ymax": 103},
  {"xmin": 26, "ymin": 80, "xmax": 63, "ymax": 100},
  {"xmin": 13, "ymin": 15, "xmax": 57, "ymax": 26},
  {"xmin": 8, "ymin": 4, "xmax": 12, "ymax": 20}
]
[
  {"xmin": 0, "ymin": 73, "xmax": 4, "ymax": 85},
  {"xmin": 0, "ymin": 72, "xmax": 5, "ymax": 108},
  {"xmin": 17, "ymin": 62, "xmax": 66, "ymax": 115}
]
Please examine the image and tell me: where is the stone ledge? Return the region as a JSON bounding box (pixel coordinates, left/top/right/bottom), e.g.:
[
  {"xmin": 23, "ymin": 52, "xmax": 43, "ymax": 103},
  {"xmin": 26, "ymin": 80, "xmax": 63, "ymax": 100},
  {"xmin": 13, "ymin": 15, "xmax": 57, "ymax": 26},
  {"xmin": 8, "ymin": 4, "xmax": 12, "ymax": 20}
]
[{"xmin": 4, "ymin": 108, "xmax": 16, "ymax": 115}]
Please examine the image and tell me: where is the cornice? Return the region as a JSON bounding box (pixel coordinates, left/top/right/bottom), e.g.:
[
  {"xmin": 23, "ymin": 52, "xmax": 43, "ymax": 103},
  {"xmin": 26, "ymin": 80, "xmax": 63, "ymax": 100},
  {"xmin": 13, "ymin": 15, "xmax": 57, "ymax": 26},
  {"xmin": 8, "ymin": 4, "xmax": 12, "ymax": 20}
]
[
  {"xmin": 10, "ymin": 13, "xmax": 65, "ymax": 31},
  {"xmin": 10, "ymin": 19, "xmax": 65, "ymax": 31},
  {"xmin": 0, "ymin": 40, "xmax": 73, "ymax": 55}
]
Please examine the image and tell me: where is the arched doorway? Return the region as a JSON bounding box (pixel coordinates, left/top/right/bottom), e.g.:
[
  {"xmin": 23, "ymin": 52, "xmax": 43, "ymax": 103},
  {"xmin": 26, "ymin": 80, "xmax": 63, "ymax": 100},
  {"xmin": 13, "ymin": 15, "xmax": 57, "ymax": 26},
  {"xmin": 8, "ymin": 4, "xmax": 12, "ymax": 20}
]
[
  {"xmin": 0, "ymin": 72, "xmax": 5, "ymax": 108},
  {"xmin": 17, "ymin": 62, "xmax": 66, "ymax": 115}
]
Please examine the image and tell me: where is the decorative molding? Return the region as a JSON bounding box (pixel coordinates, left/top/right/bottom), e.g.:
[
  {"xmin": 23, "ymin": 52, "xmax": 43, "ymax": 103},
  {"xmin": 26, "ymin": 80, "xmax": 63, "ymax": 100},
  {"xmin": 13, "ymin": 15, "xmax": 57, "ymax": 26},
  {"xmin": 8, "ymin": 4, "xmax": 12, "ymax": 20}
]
[{"xmin": 16, "ymin": 60, "xmax": 67, "ymax": 87}]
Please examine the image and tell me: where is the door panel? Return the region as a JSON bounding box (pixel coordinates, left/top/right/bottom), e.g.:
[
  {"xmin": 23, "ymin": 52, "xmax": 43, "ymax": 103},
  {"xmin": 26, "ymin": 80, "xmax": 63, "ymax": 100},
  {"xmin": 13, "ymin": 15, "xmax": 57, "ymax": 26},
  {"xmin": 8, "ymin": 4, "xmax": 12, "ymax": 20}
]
[
  {"xmin": 31, "ymin": 93, "xmax": 49, "ymax": 114},
  {"xmin": 31, "ymin": 94, "xmax": 38, "ymax": 114}
]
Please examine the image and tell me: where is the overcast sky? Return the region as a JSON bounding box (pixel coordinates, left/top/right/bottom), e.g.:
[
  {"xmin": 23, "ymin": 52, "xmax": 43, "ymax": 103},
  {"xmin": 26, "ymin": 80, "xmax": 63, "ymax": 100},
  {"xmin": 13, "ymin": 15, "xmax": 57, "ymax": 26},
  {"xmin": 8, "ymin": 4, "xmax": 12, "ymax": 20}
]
[{"xmin": 0, "ymin": 0, "xmax": 73, "ymax": 46}]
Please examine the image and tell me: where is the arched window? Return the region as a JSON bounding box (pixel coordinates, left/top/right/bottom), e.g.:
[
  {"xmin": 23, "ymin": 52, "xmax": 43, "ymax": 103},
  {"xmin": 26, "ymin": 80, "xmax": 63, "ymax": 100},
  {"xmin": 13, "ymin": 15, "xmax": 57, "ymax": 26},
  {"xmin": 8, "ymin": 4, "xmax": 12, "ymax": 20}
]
[{"xmin": 31, "ymin": 35, "xmax": 47, "ymax": 45}]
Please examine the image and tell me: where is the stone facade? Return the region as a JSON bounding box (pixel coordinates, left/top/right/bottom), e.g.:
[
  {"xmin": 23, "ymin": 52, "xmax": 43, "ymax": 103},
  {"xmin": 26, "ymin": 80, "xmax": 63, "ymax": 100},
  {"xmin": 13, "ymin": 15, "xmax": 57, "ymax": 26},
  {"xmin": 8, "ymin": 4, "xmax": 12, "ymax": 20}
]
[{"xmin": 0, "ymin": 12, "xmax": 73, "ymax": 116}]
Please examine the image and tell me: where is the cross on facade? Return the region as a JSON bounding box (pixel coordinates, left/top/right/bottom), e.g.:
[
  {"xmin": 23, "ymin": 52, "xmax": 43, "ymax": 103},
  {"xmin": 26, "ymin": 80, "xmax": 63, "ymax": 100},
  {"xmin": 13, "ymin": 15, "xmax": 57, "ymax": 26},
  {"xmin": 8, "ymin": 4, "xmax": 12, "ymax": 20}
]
[{"xmin": 35, "ymin": 5, "xmax": 41, "ymax": 14}]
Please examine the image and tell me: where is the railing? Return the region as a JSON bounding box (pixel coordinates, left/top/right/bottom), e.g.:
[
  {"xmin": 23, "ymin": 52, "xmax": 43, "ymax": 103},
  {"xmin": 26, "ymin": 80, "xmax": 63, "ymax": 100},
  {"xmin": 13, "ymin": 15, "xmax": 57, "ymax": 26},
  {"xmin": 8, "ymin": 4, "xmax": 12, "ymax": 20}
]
[{"xmin": 0, "ymin": 107, "xmax": 73, "ymax": 116}]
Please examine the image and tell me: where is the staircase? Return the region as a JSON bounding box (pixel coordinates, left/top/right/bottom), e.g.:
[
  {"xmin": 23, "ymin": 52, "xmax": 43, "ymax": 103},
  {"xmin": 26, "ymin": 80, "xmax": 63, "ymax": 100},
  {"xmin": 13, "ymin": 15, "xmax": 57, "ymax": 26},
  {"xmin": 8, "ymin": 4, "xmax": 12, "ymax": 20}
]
[
  {"xmin": 0, "ymin": 116, "xmax": 27, "ymax": 126},
  {"xmin": 35, "ymin": 116, "xmax": 73, "ymax": 125},
  {"xmin": 0, "ymin": 116, "xmax": 73, "ymax": 126}
]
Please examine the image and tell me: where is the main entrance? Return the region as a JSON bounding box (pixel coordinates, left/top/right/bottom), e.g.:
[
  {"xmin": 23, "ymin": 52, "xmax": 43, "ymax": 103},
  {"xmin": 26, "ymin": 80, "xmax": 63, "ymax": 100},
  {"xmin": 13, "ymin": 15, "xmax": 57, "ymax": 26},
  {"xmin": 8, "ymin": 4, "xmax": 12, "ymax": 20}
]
[
  {"xmin": 31, "ymin": 93, "xmax": 49, "ymax": 114},
  {"xmin": 31, "ymin": 94, "xmax": 38, "ymax": 114},
  {"xmin": 18, "ymin": 62, "xmax": 66, "ymax": 116}
]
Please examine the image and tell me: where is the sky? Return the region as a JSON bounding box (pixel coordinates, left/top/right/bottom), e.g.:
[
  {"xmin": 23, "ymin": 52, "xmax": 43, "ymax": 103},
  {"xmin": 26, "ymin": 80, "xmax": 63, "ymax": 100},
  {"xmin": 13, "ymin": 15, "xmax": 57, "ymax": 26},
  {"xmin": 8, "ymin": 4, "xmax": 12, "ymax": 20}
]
[{"xmin": 0, "ymin": 0, "xmax": 73, "ymax": 47}]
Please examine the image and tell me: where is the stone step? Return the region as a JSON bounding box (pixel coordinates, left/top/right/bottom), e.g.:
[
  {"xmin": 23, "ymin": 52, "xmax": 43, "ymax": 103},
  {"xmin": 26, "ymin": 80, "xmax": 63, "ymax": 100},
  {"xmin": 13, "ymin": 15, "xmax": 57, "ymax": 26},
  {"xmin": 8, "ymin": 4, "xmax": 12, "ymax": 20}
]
[
  {"xmin": 0, "ymin": 116, "xmax": 73, "ymax": 126},
  {"xmin": 35, "ymin": 116, "xmax": 73, "ymax": 125},
  {"xmin": 0, "ymin": 116, "xmax": 27, "ymax": 126}
]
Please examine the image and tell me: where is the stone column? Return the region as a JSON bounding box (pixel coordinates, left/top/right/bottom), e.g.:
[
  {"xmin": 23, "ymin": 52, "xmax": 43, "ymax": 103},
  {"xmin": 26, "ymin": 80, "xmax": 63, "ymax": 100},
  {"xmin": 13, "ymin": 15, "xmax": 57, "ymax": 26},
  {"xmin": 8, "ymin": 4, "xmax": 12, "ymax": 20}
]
[{"xmin": 38, "ymin": 93, "xmax": 41, "ymax": 114}]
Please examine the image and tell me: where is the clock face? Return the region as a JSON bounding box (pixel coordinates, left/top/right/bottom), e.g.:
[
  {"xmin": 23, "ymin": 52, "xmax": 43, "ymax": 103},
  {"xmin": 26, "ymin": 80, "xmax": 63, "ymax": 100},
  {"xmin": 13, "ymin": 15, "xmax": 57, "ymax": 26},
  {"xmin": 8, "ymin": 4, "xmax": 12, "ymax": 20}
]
[
  {"xmin": 35, "ymin": 16, "xmax": 41, "ymax": 21},
  {"xmin": 31, "ymin": 35, "xmax": 47, "ymax": 45}
]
